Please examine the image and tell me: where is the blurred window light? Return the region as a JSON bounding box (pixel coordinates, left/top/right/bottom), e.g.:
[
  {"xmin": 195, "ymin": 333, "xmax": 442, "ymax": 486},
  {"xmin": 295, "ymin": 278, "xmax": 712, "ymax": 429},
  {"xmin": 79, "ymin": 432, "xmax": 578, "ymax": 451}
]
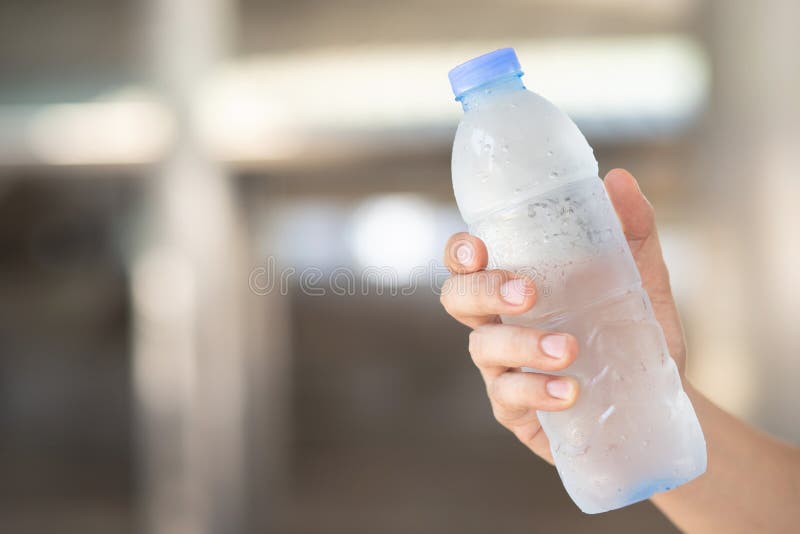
[
  {"xmin": 349, "ymin": 194, "xmax": 439, "ymax": 283},
  {"xmin": 262, "ymin": 200, "xmax": 354, "ymax": 270},
  {"xmin": 199, "ymin": 34, "xmax": 708, "ymax": 161},
  {"xmin": 26, "ymin": 98, "xmax": 174, "ymax": 166},
  {"xmin": 259, "ymin": 197, "xmax": 464, "ymax": 287},
  {"xmin": 2, "ymin": 35, "xmax": 708, "ymax": 167}
]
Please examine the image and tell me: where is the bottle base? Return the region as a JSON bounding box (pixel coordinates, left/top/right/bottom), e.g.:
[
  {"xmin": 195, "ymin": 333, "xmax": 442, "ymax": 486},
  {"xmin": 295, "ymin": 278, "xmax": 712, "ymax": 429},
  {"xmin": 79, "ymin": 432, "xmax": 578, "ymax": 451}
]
[{"xmin": 578, "ymin": 471, "xmax": 704, "ymax": 514}]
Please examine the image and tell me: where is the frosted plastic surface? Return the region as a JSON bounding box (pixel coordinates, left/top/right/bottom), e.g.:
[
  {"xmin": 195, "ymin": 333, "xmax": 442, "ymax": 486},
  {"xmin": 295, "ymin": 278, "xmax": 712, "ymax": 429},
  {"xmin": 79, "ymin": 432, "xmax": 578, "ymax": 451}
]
[{"xmin": 451, "ymin": 83, "xmax": 706, "ymax": 513}]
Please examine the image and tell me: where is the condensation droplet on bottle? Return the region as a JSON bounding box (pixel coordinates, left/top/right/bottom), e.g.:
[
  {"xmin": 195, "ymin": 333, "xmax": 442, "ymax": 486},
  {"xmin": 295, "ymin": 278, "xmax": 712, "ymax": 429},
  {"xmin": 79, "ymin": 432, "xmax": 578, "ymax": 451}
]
[
  {"xmin": 501, "ymin": 144, "xmax": 509, "ymax": 152},
  {"xmin": 642, "ymin": 440, "xmax": 650, "ymax": 448},
  {"xmin": 547, "ymin": 150, "xmax": 554, "ymax": 156},
  {"xmin": 483, "ymin": 143, "xmax": 491, "ymax": 152}
]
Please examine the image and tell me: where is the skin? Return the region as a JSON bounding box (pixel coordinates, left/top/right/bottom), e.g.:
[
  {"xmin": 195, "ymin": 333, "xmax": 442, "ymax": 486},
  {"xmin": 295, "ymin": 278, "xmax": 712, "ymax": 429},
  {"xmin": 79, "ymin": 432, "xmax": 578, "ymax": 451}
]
[{"xmin": 440, "ymin": 168, "xmax": 800, "ymax": 533}]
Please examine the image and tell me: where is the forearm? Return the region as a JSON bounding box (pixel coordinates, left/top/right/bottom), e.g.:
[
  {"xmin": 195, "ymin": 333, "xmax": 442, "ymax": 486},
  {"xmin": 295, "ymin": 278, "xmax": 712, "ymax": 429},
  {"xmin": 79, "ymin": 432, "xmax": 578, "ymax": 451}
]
[{"xmin": 650, "ymin": 384, "xmax": 800, "ymax": 533}]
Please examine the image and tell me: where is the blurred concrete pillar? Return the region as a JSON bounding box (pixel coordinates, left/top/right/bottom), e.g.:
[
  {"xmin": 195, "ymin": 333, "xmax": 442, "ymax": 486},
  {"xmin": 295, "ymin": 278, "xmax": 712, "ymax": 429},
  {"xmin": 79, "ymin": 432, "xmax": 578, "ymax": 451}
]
[
  {"xmin": 694, "ymin": 0, "xmax": 800, "ymax": 441},
  {"xmin": 131, "ymin": 1, "xmax": 254, "ymax": 533}
]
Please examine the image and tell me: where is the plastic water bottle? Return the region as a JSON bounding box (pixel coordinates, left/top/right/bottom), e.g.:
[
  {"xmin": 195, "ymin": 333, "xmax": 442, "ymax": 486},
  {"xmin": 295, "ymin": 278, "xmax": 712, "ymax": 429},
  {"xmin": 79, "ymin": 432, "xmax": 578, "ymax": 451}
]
[{"xmin": 447, "ymin": 48, "xmax": 706, "ymax": 514}]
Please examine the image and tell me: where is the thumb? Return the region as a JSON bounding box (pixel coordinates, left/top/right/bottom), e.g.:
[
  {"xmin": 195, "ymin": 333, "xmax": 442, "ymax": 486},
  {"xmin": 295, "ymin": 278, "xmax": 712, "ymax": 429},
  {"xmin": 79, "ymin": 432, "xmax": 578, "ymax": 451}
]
[
  {"xmin": 603, "ymin": 168, "xmax": 673, "ymax": 303},
  {"xmin": 604, "ymin": 169, "xmax": 686, "ymax": 370},
  {"xmin": 603, "ymin": 169, "xmax": 689, "ymax": 374},
  {"xmin": 604, "ymin": 169, "xmax": 656, "ymax": 252}
]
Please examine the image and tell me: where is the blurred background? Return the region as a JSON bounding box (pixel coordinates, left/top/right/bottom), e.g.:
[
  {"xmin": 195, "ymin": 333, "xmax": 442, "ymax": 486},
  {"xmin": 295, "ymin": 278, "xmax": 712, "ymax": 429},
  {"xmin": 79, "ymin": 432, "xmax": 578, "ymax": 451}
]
[{"xmin": 1, "ymin": 0, "xmax": 799, "ymax": 532}]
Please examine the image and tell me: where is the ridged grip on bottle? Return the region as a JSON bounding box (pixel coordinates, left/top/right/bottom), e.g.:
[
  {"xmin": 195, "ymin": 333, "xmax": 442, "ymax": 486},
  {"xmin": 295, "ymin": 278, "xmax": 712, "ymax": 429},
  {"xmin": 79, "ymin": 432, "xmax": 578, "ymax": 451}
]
[{"xmin": 469, "ymin": 177, "xmax": 640, "ymax": 321}]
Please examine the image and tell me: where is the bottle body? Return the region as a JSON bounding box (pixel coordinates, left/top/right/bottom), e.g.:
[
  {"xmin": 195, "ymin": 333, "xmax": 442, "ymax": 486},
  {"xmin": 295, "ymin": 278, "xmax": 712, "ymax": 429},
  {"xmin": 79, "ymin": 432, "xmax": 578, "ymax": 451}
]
[{"xmin": 452, "ymin": 82, "xmax": 706, "ymax": 513}]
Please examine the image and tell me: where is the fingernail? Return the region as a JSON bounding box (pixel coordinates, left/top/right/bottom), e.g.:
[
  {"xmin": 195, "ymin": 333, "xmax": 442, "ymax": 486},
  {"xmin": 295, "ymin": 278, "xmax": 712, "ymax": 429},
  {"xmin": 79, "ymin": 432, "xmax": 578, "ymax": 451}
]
[
  {"xmin": 541, "ymin": 334, "xmax": 567, "ymax": 359},
  {"xmin": 500, "ymin": 278, "xmax": 529, "ymax": 306},
  {"xmin": 454, "ymin": 243, "xmax": 474, "ymax": 265},
  {"xmin": 546, "ymin": 379, "xmax": 574, "ymax": 400}
]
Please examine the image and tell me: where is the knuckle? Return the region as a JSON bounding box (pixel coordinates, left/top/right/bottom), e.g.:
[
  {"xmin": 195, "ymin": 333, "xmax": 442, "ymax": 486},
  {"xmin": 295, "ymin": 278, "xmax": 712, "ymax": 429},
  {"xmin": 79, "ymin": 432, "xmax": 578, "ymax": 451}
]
[
  {"xmin": 487, "ymin": 376, "xmax": 504, "ymax": 403},
  {"xmin": 468, "ymin": 330, "xmax": 482, "ymax": 363},
  {"xmin": 491, "ymin": 400, "xmax": 528, "ymax": 427},
  {"xmin": 488, "ymin": 374, "xmax": 519, "ymax": 410},
  {"xmin": 509, "ymin": 328, "xmax": 533, "ymax": 360},
  {"xmin": 491, "ymin": 404, "xmax": 510, "ymax": 424},
  {"xmin": 641, "ymin": 199, "xmax": 657, "ymax": 227},
  {"xmin": 645, "ymin": 198, "xmax": 656, "ymax": 217}
]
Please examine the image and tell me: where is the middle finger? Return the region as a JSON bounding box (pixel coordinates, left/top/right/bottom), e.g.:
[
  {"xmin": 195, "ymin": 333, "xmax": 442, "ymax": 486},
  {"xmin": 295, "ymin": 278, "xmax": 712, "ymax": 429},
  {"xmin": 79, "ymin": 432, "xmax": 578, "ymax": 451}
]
[{"xmin": 469, "ymin": 323, "xmax": 578, "ymax": 378}]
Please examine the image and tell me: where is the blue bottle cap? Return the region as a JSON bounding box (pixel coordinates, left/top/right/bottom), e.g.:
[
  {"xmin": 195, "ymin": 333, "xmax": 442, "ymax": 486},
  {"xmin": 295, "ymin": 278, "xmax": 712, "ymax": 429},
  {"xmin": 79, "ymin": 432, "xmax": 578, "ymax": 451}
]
[{"xmin": 448, "ymin": 48, "xmax": 523, "ymax": 101}]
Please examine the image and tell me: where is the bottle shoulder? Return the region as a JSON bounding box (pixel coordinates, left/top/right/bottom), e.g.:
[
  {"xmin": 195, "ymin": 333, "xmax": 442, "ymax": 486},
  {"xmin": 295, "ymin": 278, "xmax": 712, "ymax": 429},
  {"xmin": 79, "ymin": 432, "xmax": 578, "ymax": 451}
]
[
  {"xmin": 454, "ymin": 90, "xmax": 589, "ymax": 154},
  {"xmin": 451, "ymin": 89, "xmax": 599, "ymax": 224}
]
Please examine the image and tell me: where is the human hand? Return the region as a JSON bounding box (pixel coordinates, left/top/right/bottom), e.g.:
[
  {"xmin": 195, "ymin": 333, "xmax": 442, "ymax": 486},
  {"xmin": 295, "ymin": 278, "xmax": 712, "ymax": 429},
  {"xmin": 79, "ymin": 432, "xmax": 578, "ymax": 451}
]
[{"xmin": 440, "ymin": 168, "xmax": 687, "ymax": 463}]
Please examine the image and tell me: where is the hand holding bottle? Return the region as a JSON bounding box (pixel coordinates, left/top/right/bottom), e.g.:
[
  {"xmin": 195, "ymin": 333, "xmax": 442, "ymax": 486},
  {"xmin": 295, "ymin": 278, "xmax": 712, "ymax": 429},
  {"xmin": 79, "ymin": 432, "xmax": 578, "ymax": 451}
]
[{"xmin": 441, "ymin": 169, "xmax": 685, "ymax": 463}]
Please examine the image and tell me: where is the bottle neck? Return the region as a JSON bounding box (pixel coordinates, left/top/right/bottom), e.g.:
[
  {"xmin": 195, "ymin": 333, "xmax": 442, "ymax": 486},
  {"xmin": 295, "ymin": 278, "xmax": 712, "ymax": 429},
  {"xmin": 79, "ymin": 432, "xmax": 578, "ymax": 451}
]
[{"xmin": 458, "ymin": 74, "xmax": 526, "ymax": 111}]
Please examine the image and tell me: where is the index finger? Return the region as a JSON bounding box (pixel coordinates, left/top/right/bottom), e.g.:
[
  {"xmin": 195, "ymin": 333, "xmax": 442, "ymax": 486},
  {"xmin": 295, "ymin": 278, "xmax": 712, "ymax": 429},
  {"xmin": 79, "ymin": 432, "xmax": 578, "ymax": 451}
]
[{"xmin": 444, "ymin": 232, "xmax": 489, "ymax": 274}]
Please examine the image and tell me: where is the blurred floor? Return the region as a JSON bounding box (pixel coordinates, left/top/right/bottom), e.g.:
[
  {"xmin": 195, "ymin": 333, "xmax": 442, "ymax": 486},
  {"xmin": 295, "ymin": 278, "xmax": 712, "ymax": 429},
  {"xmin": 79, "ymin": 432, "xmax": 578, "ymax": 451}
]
[
  {"xmin": 275, "ymin": 291, "xmax": 678, "ymax": 533},
  {"xmin": 0, "ymin": 179, "xmax": 134, "ymax": 533}
]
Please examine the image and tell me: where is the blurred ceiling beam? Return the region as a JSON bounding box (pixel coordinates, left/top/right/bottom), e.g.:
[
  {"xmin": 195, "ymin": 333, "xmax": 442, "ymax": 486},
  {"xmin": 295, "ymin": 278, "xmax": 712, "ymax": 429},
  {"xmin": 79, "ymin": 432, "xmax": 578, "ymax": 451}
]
[
  {"xmin": 0, "ymin": 0, "xmax": 698, "ymax": 95},
  {"xmin": 233, "ymin": 0, "xmax": 699, "ymax": 54}
]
